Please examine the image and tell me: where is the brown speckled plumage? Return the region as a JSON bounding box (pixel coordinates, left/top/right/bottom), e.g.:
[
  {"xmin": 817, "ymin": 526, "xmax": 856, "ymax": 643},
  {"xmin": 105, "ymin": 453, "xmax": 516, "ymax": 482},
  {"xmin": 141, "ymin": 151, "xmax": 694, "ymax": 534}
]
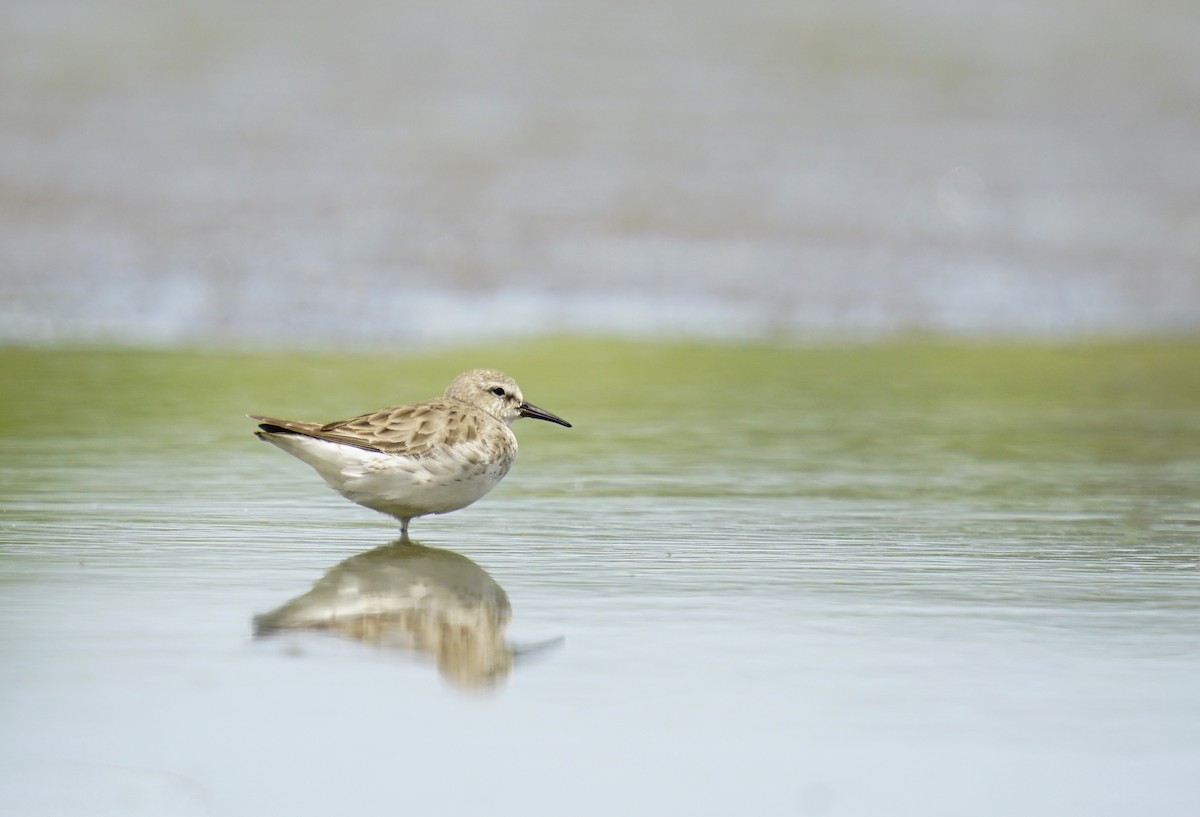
[{"xmin": 250, "ymin": 369, "xmax": 570, "ymax": 539}]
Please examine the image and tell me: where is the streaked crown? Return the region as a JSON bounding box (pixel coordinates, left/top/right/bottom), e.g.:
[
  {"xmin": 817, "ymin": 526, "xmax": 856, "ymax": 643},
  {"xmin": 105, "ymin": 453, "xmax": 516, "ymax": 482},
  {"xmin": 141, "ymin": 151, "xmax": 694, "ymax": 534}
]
[{"xmin": 444, "ymin": 369, "xmax": 525, "ymax": 423}]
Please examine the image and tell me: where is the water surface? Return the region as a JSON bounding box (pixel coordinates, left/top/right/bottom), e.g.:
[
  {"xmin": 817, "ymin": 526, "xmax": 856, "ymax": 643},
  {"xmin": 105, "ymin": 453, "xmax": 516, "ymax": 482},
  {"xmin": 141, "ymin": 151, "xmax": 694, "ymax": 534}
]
[{"xmin": 1, "ymin": 340, "xmax": 1198, "ymax": 815}]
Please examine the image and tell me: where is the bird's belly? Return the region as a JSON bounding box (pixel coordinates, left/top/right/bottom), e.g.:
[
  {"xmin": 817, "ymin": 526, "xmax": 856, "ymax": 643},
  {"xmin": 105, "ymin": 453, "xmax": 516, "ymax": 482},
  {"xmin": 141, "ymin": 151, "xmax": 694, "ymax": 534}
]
[
  {"xmin": 344, "ymin": 454, "xmax": 508, "ymax": 518},
  {"xmin": 261, "ymin": 432, "xmax": 514, "ymax": 520}
]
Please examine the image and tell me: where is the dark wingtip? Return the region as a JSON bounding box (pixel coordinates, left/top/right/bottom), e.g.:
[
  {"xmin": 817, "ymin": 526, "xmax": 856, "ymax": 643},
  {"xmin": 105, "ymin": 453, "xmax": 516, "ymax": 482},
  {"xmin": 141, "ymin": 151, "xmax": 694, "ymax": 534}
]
[{"xmin": 251, "ymin": 613, "xmax": 282, "ymax": 638}]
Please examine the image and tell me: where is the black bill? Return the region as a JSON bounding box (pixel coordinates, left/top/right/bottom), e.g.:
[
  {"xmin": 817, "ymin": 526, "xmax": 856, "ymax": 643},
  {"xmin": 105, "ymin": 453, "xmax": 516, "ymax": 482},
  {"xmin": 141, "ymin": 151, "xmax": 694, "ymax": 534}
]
[{"xmin": 519, "ymin": 402, "xmax": 572, "ymax": 427}]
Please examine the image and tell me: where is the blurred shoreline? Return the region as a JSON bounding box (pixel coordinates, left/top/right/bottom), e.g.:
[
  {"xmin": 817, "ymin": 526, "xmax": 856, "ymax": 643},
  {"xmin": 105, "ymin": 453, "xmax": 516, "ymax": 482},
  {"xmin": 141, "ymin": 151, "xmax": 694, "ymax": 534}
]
[{"xmin": 2, "ymin": 0, "xmax": 1198, "ymax": 346}]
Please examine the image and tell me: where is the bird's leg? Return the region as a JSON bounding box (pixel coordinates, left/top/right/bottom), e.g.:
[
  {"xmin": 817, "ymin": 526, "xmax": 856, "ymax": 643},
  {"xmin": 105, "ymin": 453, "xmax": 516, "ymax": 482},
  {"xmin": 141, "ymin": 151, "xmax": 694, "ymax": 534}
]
[{"xmin": 399, "ymin": 517, "xmax": 411, "ymax": 543}]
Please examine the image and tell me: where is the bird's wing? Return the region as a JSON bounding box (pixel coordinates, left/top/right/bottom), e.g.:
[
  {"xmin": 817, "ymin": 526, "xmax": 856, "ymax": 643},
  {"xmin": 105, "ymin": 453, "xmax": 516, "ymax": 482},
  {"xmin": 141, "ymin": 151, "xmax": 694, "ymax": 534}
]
[{"xmin": 252, "ymin": 399, "xmax": 484, "ymax": 457}]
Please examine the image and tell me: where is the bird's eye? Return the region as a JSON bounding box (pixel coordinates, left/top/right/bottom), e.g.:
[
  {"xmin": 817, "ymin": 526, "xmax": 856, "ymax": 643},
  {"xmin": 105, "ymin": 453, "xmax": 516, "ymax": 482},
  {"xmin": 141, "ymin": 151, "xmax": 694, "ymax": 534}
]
[{"xmin": 490, "ymin": 387, "xmax": 506, "ymax": 397}]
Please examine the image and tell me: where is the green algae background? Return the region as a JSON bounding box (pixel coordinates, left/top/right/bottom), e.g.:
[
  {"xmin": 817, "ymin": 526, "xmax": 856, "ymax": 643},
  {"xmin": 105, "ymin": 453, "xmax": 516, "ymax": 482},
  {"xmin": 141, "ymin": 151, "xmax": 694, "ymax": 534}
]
[
  {"xmin": 3, "ymin": 338, "xmax": 1197, "ymax": 416},
  {"xmin": 3, "ymin": 339, "xmax": 1197, "ymax": 443},
  {"xmin": 3, "ymin": 338, "xmax": 1197, "ymax": 506}
]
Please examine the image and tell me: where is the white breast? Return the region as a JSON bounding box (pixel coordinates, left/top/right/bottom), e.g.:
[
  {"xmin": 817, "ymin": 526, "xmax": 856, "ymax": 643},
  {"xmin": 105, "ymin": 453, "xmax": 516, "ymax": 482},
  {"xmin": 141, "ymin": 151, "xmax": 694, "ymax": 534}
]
[{"xmin": 261, "ymin": 432, "xmax": 516, "ymax": 520}]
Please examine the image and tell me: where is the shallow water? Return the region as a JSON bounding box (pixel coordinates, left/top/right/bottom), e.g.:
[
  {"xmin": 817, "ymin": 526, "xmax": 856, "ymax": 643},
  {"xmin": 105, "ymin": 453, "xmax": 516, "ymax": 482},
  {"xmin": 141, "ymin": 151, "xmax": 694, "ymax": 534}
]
[{"xmin": 1, "ymin": 341, "xmax": 1199, "ymax": 816}]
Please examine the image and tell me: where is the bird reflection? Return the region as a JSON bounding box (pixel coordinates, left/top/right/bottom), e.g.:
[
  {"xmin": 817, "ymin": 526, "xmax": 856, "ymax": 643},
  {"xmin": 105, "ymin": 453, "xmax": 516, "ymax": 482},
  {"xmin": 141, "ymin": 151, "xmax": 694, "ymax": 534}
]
[{"xmin": 254, "ymin": 539, "xmax": 540, "ymax": 689}]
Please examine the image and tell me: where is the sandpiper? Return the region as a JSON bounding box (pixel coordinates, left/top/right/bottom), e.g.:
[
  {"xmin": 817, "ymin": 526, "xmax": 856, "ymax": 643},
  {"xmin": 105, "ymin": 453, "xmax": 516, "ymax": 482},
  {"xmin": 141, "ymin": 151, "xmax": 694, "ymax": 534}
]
[{"xmin": 251, "ymin": 369, "xmax": 571, "ymax": 539}]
